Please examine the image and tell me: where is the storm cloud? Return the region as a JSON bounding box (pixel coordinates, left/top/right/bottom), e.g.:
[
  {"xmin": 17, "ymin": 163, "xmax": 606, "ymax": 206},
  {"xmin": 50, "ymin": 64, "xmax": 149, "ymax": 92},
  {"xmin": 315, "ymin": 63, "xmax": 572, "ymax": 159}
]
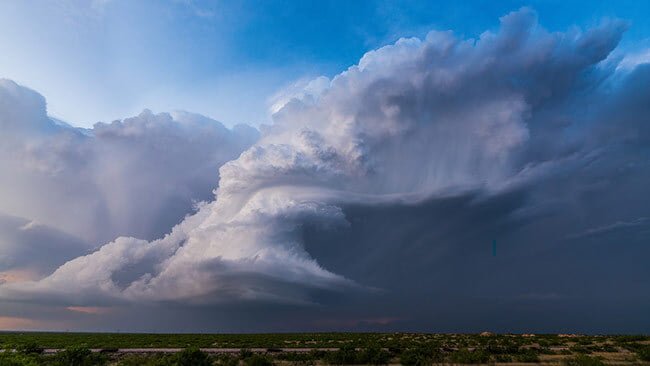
[
  {"xmin": 0, "ymin": 8, "xmax": 649, "ymax": 332},
  {"xmin": 0, "ymin": 78, "xmax": 259, "ymax": 278}
]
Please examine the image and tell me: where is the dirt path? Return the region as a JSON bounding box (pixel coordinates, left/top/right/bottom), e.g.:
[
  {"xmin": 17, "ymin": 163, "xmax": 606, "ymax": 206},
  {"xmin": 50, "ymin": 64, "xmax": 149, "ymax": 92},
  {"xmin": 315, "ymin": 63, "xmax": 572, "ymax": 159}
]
[{"xmin": 37, "ymin": 347, "xmax": 341, "ymax": 354}]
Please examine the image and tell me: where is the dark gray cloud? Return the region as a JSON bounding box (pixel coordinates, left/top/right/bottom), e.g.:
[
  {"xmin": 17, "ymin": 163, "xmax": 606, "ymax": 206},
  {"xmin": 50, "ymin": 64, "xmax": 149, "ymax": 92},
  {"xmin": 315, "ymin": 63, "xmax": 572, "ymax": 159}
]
[
  {"xmin": 0, "ymin": 8, "xmax": 649, "ymax": 332},
  {"xmin": 0, "ymin": 212, "xmax": 88, "ymax": 280}
]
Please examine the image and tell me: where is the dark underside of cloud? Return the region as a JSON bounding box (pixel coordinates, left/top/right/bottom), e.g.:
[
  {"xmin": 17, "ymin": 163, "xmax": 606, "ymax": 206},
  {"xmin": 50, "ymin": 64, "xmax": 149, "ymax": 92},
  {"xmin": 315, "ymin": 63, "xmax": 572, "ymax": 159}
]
[{"xmin": 0, "ymin": 8, "xmax": 649, "ymax": 332}]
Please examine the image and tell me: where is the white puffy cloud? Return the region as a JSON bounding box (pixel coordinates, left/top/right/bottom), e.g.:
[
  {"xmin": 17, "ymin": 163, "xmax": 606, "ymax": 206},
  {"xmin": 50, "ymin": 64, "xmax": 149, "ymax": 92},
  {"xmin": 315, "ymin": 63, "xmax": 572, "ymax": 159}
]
[
  {"xmin": 0, "ymin": 79, "xmax": 259, "ymax": 281},
  {"xmin": 2, "ymin": 7, "xmax": 639, "ymax": 310},
  {"xmin": 0, "ymin": 79, "xmax": 259, "ymax": 246}
]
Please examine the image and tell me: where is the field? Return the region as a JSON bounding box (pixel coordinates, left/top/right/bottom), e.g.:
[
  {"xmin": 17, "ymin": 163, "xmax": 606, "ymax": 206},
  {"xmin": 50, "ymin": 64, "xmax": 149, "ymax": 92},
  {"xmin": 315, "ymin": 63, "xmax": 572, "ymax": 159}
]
[{"xmin": 0, "ymin": 332, "xmax": 649, "ymax": 365}]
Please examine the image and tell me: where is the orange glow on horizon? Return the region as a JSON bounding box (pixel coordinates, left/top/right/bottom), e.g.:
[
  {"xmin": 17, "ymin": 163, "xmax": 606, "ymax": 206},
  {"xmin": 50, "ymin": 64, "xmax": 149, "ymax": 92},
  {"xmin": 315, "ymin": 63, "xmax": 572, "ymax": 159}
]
[{"xmin": 0, "ymin": 316, "xmax": 41, "ymax": 330}]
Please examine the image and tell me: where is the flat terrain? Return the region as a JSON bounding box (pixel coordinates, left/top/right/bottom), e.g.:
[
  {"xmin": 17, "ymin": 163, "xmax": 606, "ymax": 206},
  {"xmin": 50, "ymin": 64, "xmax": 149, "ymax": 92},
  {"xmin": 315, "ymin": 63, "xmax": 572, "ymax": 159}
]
[{"xmin": 0, "ymin": 332, "xmax": 648, "ymax": 365}]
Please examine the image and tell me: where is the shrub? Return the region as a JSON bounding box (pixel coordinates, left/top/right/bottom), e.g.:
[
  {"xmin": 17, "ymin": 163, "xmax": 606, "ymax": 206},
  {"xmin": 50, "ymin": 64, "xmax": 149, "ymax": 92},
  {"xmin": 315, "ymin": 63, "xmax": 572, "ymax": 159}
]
[
  {"xmin": 615, "ymin": 335, "xmax": 648, "ymax": 343},
  {"xmin": 494, "ymin": 354, "xmax": 512, "ymax": 362},
  {"xmin": 399, "ymin": 350, "xmax": 430, "ymax": 366},
  {"xmin": 569, "ymin": 346, "xmax": 591, "ymax": 354},
  {"xmin": 116, "ymin": 354, "xmax": 175, "ymax": 366},
  {"xmin": 15, "ymin": 343, "xmax": 43, "ymax": 355},
  {"xmin": 449, "ymin": 348, "xmax": 490, "ymax": 364},
  {"xmin": 324, "ymin": 345, "xmax": 358, "ymax": 365},
  {"xmin": 399, "ymin": 346, "xmax": 443, "ymax": 366},
  {"xmin": 275, "ymin": 349, "xmax": 325, "ymax": 364},
  {"xmin": 357, "ymin": 346, "xmax": 391, "ymax": 365},
  {"xmin": 0, "ymin": 352, "xmax": 41, "ymax": 366},
  {"xmin": 515, "ymin": 350, "xmax": 540, "ymax": 363},
  {"xmin": 239, "ymin": 349, "xmax": 254, "ymax": 359},
  {"xmin": 214, "ymin": 354, "xmax": 239, "ymax": 366},
  {"xmin": 54, "ymin": 346, "xmax": 106, "ymax": 366},
  {"xmin": 244, "ymin": 354, "xmax": 273, "ymax": 366},
  {"xmin": 484, "ymin": 341, "xmax": 518, "ymax": 355},
  {"xmin": 563, "ymin": 355, "xmax": 605, "ymax": 366},
  {"xmin": 387, "ymin": 347, "xmax": 402, "ymax": 356},
  {"xmin": 533, "ymin": 347, "xmax": 555, "ymax": 355},
  {"xmin": 588, "ymin": 344, "xmax": 617, "ymax": 353},
  {"xmin": 175, "ymin": 347, "xmax": 211, "ymax": 366},
  {"xmin": 637, "ymin": 345, "xmax": 650, "ymax": 361}
]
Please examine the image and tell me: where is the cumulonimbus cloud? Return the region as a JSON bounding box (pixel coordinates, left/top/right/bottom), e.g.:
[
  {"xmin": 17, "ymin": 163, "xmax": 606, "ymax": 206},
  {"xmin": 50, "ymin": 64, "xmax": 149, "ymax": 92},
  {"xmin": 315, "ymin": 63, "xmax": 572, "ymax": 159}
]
[
  {"xmin": 1, "ymin": 8, "xmax": 648, "ymax": 312},
  {"xmin": 0, "ymin": 78, "xmax": 259, "ymax": 279}
]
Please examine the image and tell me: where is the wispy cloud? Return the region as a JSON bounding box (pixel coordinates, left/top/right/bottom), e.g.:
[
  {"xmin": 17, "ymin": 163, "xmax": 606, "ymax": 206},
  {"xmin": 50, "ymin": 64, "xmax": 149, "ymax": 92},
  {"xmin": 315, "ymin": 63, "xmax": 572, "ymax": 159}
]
[{"xmin": 567, "ymin": 217, "xmax": 649, "ymax": 239}]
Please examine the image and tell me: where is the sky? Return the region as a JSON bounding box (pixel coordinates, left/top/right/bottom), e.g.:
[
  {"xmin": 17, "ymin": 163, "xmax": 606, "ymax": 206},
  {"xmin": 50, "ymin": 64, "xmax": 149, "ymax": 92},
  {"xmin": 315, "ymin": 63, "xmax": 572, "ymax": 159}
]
[
  {"xmin": 0, "ymin": 1, "xmax": 649, "ymax": 333},
  {"xmin": 1, "ymin": 0, "xmax": 650, "ymax": 127}
]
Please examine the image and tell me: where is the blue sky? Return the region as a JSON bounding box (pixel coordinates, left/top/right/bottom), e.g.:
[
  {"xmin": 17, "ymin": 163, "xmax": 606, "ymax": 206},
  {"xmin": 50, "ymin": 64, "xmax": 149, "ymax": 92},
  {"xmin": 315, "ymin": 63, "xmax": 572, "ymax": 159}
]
[{"xmin": 1, "ymin": 0, "xmax": 649, "ymax": 128}]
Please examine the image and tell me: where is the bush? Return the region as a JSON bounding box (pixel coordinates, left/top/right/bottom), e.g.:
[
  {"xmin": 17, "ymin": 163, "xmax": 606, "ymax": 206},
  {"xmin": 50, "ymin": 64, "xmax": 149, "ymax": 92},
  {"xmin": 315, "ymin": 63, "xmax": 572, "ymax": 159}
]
[
  {"xmin": 599, "ymin": 345, "xmax": 617, "ymax": 353},
  {"xmin": 615, "ymin": 335, "xmax": 648, "ymax": 343},
  {"xmin": 54, "ymin": 346, "xmax": 106, "ymax": 366},
  {"xmin": 569, "ymin": 346, "xmax": 591, "ymax": 354},
  {"xmin": 494, "ymin": 354, "xmax": 512, "ymax": 362},
  {"xmin": 399, "ymin": 350, "xmax": 430, "ymax": 366},
  {"xmin": 449, "ymin": 348, "xmax": 490, "ymax": 364},
  {"xmin": 357, "ymin": 346, "xmax": 391, "ymax": 365},
  {"xmin": 400, "ymin": 346, "xmax": 443, "ymax": 366},
  {"xmin": 484, "ymin": 341, "xmax": 518, "ymax": 355},
  {"xmin": 244, "ymin": 354, "xmax": 273, "ymax": 366},
  {"xmin": 515, "ymin": 350, "xmax": 540, "ymax": 363},
  {"xmin": 116, "ymin": 354, "xmax": 175, "ymax": 366},
  {"xmin": 15, "ymin": 343, "xmax": 43, "ymax": 355},
  {"xmin": 637, "ymin": 345, "xmax": 650, "ymax": 361},
  {"xmin": 324, "ymin": 345, "xmax": 358, "ymax": 365},
  {"xmin": 275, "ymin": 350, "xmax": 325, "ymax": 364},
  {"xmin": 214, "ymin": 354, "xmax": 239, "ymax": 366},
  {"xmin": 239, "ymin": 349, "xmax": 254, "ymax": 359},
  {"xmin": 175, "ymin": 347, "xmax": 211, "ymax": 366},
  {"xmin": 563, "ymin": 355, "xmax": 605, "ymax": 366},
  {"xmin": 0, "ymin": 352, "xmax": 40, "ymax": 366},
  {"xmin": 323, "ymin": 345, "xmax": 391, "ymax": 365},
  {"xmin": 587, "ymin": 344, "xmax": 617, "ymax": 353}
]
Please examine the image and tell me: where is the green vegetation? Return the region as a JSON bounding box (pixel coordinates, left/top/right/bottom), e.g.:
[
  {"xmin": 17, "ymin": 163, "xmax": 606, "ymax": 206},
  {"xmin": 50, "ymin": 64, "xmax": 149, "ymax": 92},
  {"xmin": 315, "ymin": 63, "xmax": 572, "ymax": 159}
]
[
  {"xmin": 399, "ymin": 346, "xmax": 443, "ymax": 366},
  {"xmin": 0, "ymin": 346, "xmax": 107, "ymax": 366},
  {"xmin": 321, "ymin": 345, "xmax": 390, "ymax": 365},
  {"xmin": 0, "ymin": 333, "xmax": 648, "ymax": 365},
  {"xmin": 13, "ymin": 344, "xmax": 42, "ymax": 356},
  {"xmin": 175, "ymin": 347, "xmax": 211, "ymax": 366},
  {"xmin": 448, "ymin": 348, "xmax": 490, "ymax": 364},
  {"xmin": 515, "ymin": 349, "xmax": 541, "ymax": 363},
  {"xmin": 637, "ymin": 345, "xmax": 650, "ymax": 361},
  {"xmin": 52, "ymin": 346, "xmax": 107, "ymax": 366},
  {"xmin": 563, "ymin": 354, "xmax": 606, "ymax": 366}
]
